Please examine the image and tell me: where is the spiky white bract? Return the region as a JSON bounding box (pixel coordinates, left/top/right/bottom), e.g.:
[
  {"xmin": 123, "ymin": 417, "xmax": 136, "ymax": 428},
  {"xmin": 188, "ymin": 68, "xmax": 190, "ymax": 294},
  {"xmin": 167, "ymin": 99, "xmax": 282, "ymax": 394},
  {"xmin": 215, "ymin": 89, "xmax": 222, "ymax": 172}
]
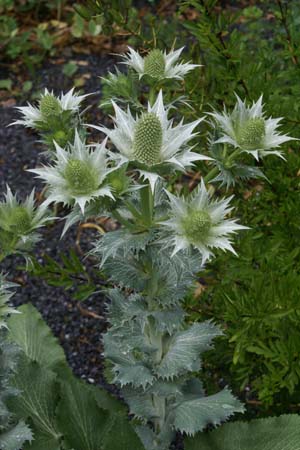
[
  {"xmin": 29, "ymin": 131, "xmax": 115, "ymax": 214},
  {"xmin": 209, "ymin": 95, "xmax": 296, "ymax": 160},
  {"xmin": 0, "ymin": 186, "xmax": 51, "ymax": 256},
  {"xmin": 161, "ymin": 180, "xmax": 247, "ymax": 263},
  {"xmin": 11, "ymin": 88, "xmax": 90, "ymax": 128},
  {"xmin": 90, "ymin": 91, "xmax": 209, "ymax": 191},
  {"xmin": 121, "ymin": 47, "xmax": 200, "ymax": 80}
]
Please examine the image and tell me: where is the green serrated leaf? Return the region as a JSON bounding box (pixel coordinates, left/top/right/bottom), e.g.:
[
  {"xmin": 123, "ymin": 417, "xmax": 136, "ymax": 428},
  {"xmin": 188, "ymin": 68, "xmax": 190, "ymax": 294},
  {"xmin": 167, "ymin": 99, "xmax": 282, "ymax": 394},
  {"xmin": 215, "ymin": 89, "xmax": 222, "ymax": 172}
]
[
  {"xmin": 156, "ymin": 322, "xmax": 222, "ymax": 379},
  {"xmin": 8, "ymin": 303, "xmax": 66, "ymax": 370},
  {"xmin": 185, "ymin": 414, "xmax": 300, "ymax": 450},
  {"xmin": 175, "ymin": 387, "xmax": 244, "ymax": 436},
  {"xmin": 0, "ymin": 421, "xmax": 33, "ymax": 450}
]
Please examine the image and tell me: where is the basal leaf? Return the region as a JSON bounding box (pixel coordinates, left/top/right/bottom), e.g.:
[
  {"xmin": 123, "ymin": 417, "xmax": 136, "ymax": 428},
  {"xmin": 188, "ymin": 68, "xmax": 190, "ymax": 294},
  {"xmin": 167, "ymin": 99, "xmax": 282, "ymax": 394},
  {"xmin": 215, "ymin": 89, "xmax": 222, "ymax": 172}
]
[
  {"xmin": 57, "ymin": 377, "xmax": 109, "ymax": 450},
  {"xmin": 8, "ymin": 303, "xmax": 66, "ymax": 370},
  {"xmin": 185, "ymin": 414, "xmax": 300, "ymax": 450},
  {"xmin": 8, "ymin": 361, "xmax": 61, "ymax": 446}
]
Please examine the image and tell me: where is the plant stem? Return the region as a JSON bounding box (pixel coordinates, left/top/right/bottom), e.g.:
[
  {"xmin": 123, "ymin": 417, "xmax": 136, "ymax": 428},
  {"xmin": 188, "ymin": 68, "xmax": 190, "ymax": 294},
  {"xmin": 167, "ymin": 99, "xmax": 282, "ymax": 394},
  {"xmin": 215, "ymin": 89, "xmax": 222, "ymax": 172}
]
[
  {"xmin": 204, "ymin": 148, "xmax": 241, "ymax": 183},
  {"xmin": 203, "ymin": 166, "xmax": 219, "ymax": 184},
  {"xmin": 149, "ymin": 85, "xmax": 156, "ymax": 106},
  {"xmin": 140, "ymin": 182, "xmax": 153, "ymax": 226},
  {"xmin": 111, "ymin": 209, "xmax": 135, "ymax": 230}
]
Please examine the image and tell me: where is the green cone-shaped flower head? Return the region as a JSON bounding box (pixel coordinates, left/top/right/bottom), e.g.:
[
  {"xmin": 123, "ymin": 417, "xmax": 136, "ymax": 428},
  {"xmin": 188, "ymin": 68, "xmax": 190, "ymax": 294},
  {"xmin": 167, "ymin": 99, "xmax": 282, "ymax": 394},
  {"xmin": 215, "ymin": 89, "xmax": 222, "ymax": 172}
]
[
  {"xmin": 144, "ymin": 49, "xmax": 166, "ymax": 79},
  {"xmin": 182, "ymin": 210, "xmax": 212, "ymax": 244},
  {"xmin": 12, "ymin": 88, "xmax": 90, "ymax": 129},
  {"xmin": 64, "ymin": 159, "xmax": 98, "ymax": 196},
  {"xmin": 10, "ymin": 206, "xmax": 32, "ymax": 234},
  {"xmin": 0, "ymin": 186, "xmax": 51, "ymax": 259},
  {"xmin": 133, "ymin": 112, "xmax": 163, "ymax": 166},
  {"xmin": 238, "ymin": 117, "xmax": 265, "ymax": 150},
  {"xmin": 40, "ymin": 94, "xmax": 62, "ymax": 118},
  {"xmin": 29, "ymin": 132, "xmax": 115, "ymax": 214},
  {"xmin": 209, "ymin": 95, "xmax": 296, "ymax": 160},
  {"xmin": 161, "ymin": 180, "xmax": 247, "ymax": 263},
  {"xmin": 121, "ymin": 46, "xmax": 200, "ymax": 80}
]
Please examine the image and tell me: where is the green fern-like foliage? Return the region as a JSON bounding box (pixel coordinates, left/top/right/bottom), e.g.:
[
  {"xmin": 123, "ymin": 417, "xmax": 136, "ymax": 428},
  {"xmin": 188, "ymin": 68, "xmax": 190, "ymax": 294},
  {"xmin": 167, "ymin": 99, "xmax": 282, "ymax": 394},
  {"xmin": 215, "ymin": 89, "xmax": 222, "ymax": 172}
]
[{"xmin": 185, "ymin": 414, "xmax": 300, "ymax": 450}]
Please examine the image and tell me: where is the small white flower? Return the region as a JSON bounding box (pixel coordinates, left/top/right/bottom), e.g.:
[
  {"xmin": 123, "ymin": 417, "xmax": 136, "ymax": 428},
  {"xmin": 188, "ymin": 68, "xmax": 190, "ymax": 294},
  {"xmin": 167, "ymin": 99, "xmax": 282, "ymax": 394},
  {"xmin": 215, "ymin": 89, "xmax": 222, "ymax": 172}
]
[
  {"xmin": 29, "ymin": 131, "xmax": 115, "ymax": 214},
  {"xmin": 120, "ymin": 46, "xmax": 200, "ymax": 80},
  {"xmin": 90, "ymin": 90, "xmax": 209, "ymax": 190},
  {"xmin": 0, "ymin": 186, "xmax": 51, "ymax": 256},
  {"xmin": 11, "ymin": 88, "xmax": 90, "ymax": 128},
  {"xmin": 160, "ymin": 179, "xmax": 247, "ymax": 263},
  {"xmin": 209, "ymin": 95, "xmax": 296, "ymax": 160}
]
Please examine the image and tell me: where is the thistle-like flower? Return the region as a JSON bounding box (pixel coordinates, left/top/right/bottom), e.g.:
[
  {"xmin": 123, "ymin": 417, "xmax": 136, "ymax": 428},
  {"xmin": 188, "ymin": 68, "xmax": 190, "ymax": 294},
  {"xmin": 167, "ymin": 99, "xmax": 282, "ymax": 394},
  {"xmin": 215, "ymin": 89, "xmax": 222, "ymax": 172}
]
[
  {"xmin": 120, "ymin": 47, "xmax": 200, "ymax": 80},
  {"xmin": 29, "ymin": 131, "xmax": 115, "ymax": 213},
  {"xmin": 160, "ymin": 180, "xmax": 247, "ymax": 263},
  {"xmin": 91, "ymin": 91, "xmax": 208, "ymax": 190},
  {"xmin": 209, "ymin": 95, "xmax": 296, "ymax": 160},
  {"xmin": 11, "ymin": 88, "xmax": 89, "ymax": 128},
  {"xmin": 0, "ymin": 186, "xmax": 51, "ymax": 258}
]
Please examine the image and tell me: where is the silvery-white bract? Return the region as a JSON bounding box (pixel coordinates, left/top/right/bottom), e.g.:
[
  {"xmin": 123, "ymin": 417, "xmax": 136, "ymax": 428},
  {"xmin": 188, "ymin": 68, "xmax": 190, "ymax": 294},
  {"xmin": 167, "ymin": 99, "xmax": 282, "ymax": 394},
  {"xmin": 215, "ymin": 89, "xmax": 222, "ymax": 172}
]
[
  {"xmin": 90, "ymin": 90, "xmax": 209, "ymax": 190},
  {"xmin": 120, "ymin": 46, "xmax": 200, "ymax": 80},
  {"xmin": 11, "ymin": 88, "xmax": 90, "ymax": 128},
  {"xmin": 161, "ymin": 180, "xmax": 247, "ymax": 263},
  {"xmin": 29, "ymin": 131, "xmax": 115, "ymax": 213},
  {"xmin": 209, "ymin": 95, "xmax": 296, "ymax": 160}
]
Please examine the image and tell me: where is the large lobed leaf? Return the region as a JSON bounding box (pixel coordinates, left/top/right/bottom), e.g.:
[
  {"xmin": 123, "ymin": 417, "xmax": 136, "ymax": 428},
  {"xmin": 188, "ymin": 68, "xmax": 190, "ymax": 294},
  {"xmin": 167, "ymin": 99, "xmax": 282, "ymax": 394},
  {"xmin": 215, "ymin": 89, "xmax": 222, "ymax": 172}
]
[
  {"xmin": 8, "ymin": 304, "xmax": 66, "ymax": 370},
  {"xmin": 185, "ymin": 414, "xmax": 300, "ymax": 450},
  {"xmin": 7, "ymin": 303, "xmax": 144, "ymax": 450},
  {"xmin": 8, "ymin": 361, "xmax": 61, "ymax": 447}
]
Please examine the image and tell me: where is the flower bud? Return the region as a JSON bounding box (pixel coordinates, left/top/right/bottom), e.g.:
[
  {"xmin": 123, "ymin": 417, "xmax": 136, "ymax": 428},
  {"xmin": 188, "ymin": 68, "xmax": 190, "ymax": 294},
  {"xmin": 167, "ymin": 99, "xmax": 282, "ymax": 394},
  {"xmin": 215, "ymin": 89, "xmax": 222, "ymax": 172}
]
[
  {"xmin": 40, "ymin": 94, "xmax": 62, "ymax": 119},
  {"xmin": 182, "ymin": 210, "xmax": 212, "ymax": 243},
  {"xmin": 64, "ymin": 159, "xmax": 98, "ymax": 195},
  {"xmin": 238, "ymin": 117, "xmax": 265, "ymax": 149},
  {"xmin": 10, "ymin": 207, "xmax": 31, "ymax": 234}
]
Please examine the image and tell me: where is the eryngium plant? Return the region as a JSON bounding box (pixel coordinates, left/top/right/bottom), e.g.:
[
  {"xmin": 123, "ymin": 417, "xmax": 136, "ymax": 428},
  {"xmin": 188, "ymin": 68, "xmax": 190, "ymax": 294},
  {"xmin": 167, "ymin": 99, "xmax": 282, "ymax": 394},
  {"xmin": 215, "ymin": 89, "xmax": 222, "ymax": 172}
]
[{"xmin": 12, "ymin": 46, "xmax": 294, "ymax": 450}]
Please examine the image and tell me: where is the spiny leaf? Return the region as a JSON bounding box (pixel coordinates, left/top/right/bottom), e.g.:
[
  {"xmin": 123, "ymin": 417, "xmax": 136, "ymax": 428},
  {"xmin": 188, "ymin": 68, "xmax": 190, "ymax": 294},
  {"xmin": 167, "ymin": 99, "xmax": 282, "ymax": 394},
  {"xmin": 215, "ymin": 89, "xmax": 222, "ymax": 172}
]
[
  {"xmin": 156, "ymin": 322, "xmax": 222, "ymax": 379},
  {"xmin": 174, "ymin": 387, "xmax": 244, "ymax": 436},
  {"xmin": 0, "ymin": 421, "xmax": 33, "ymax": 450}
]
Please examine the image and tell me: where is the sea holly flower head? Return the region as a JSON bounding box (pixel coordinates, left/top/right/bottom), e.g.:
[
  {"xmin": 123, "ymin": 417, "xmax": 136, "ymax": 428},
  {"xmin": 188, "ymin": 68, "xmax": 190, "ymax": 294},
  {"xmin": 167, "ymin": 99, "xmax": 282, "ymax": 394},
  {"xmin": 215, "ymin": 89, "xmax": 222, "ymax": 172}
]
[
  {"xmin": 161, "ymin": 180, "xmax": 247, "ymax": 263},
  {"xmin": 209, "ymin": 95, "xmax": 296, "ymax": 160},
  {"xmin": 29, "ymin": 131, "xmax": 115, "ymax": 213},
  {"xmin": 91, "ymin": 90, "xmax": 209, "ymax": 190},
  {"xmin": 121, "ymin": 46, "xmax": 200, "ymax": 80},
  {"xmin": 0, "ymin": 186, "xmax": 51, "ymax": 257},
  {"xmin": 11, "ymin": 88, "xmax": 90, "ymax": 128}
]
